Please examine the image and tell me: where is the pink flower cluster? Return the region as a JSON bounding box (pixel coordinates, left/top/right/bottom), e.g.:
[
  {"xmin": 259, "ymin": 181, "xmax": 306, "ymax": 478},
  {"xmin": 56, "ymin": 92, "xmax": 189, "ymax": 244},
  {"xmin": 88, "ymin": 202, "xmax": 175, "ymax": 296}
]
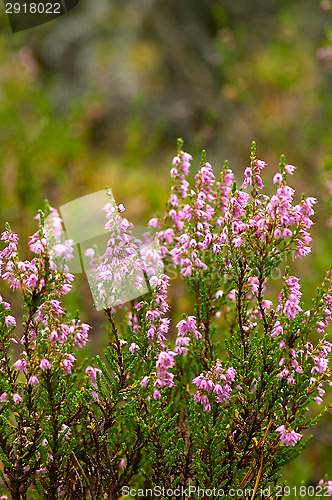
[
  {"xmin": 85, "ymin": 365, "xmax": 102, "ymax": 401},
  {"xmin": 314, "ymin": 288, "xmax": 332, "ymax": 336},
  {"xmin": 138, "ymin": 349, "xmax": 176, "ymax": 401},
  {"xmin": 44, "ymin": 207, "xmax": 74, "ymax": 265},
  {"xmin": 193, "ymin": 363, "xmax": 237, "ymax": 412},
  {"xmin": 175, "ymin": 315, "xmax": 201, "ymax": 354},
  {"xmin": 84, "ymin": 198, "xmax": 163, "ymax": 310},
  {"xmin": 150, "ymin": 148, "xmax": 317, "ymax": 342},
  {"xmin": 275, "ymin": 425, "xmax": 302, "ymax": 446},
  {"xmin": 276, "ymin": 276, "xmax": 302, "ymax": 320},
  {"xmin": 134, "ymin": 274, "xmax": 171, "ymax": 347},
  {"xmin": 4, "ymin": 144, "xmax": 332, "ymax": 494},
  {"xmin": 0, "ymin": 211, "xmax": 92, "ymax": 403},
  {"xmin": 84, "ymin": 200, "xmax": 145, "ymax": 309},
  {"xmin": 151, "ymin": 146, "xmax": 332, "ymax": 452},
  {"xmin": 242, "ymin": 158, "xmax": 266, "ymax": 190},
  {"xmin": 318, "ymin": 479, "xmax": 332, "ymax": 495},
  {"xmin": 0, "ymin": 214, "xmax": 74, "ymax": 298},
  {"xmin": 271, "ymin": 271, "xmax": 332, "ymax": 405},
  {"xmin": 153, "ymin": 350, "xmax": 177, "ymax": 398},
  {"xmin": 170, "ymin": 152, "xmax": 192, "ymax": 199}
]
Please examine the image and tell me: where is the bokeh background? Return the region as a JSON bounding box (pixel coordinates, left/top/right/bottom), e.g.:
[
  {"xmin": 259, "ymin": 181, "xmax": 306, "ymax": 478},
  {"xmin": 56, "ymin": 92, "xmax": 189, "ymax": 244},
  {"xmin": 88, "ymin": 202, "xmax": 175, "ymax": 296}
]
[{"xmin": 2, "ymin": 0, "xmax": 332, "ymax": 491}]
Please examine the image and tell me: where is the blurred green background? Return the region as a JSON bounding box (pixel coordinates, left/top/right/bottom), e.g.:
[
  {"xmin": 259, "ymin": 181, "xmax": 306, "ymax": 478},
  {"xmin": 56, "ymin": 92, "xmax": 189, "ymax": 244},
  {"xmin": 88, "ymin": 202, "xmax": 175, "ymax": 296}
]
[{"xmin": 2, "ymin": 0, "xmax": 332, "ymax": 491}]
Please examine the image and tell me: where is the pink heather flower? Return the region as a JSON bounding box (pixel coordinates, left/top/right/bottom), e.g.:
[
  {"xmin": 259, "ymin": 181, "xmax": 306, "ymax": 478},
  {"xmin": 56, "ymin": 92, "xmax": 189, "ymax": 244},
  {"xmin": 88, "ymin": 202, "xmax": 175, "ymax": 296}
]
[
  {"xmin": 175, "ymin": 335, "xmax": 190, "ymax": 355},
  {"xmin": 305, "ymin": 196, "xmax": 318, "ymax": 208},
  {"xmin": 28, "ymin": 376, "xmax": 39, "ymax": 386},
  {"xmin": 153, "ymin": 389, "xmax": 161, "ymax": 400},
  {"xmin": 282, "ymin": 228, "xmax": 292, "ymax": 239},
  {"xmin": 28, "ymin": 240, "xmax": 45, "ymax": 254},
  {"xmin": 203, "ymin": 400, "xmax": 211, "ymax": 412},
  {"xmin": 148, "ymin": 218, "xmax": 159, "ymax": 228},
  {"xmin": 182, "ymin": 152, "xmax": 193, "ymax": 162},
  {"xmin": 227, "ymin": 289, "xmax": 236, "ymax": 303},
  {"xmin": 157, "ymin": 351, "xmax": 175, "ymax": 371},
  {"xmin": 140, "ymin": 376, "xmax": 149, "ymax": 387},
  {"xmin": 226, "ymin": 367, "xmax": 237, "ymax": 382},
  {"xmin": 312, "ymin": 356, "xmax": 329, "ymax": 374},
  {"xmin": 53, "ymin": 242, "xmax": 74, "ymax": 260},
  {"xmin": 256, "ymin": 159, "xmax": 267, "ymax": 170},
  {"xmin": 5, "ymin": 315, "xmax": 16, "ymax": 328},
  {"xmin": 318, "ymin": 385, "xmax": 325, "ymax": 397},
  {"xmin": 277, "ymin": 368, "xmax": 289, "ymax": 379},
  {"xmin": 224, "ymin": 170, "xmax": 234, "ymax": 186},
  {"xmin": 285, "ymin": 164, "xmax": 296, "ymax": 175},
  {"xmin": 27, "ymin": 274, "xmax": 38, "ymax": 288},
  {"xmin": 281, "ymin": 276, "xmax": 302, "ymax": 319},
  {"xmin": 318, "ymin": 480, "xmax": 332, "ymax": 495},
  {"xmin": 129, "ymin": 343, "xmax": 140, "ymax": 354},
  {"xmin": 0, "ymin": 298, "xmax": 10, "ymax": 310},
  {"xmin": 85, "ymin": 366, "xmax": 102, "ymax": 385},
  {"xmin": 49, "ymin": 330, "xmax": 58, "ymax": 342},
  {"xmin": 170, "ymin": 194, "xmax": 179, "ymax": 208},
  {"xmin": 273, "ymin": 173, "xmax": 283, "ymax": 184},
  {"xmin": 155, "ymin": 350, "xmax": 176, "ymax": 388},
  {"xmin": 13, "ymin": 393, "xmax": 22, "ymax": 404},
  {"xmin": 62, "ymin": 359, "xmax": 73, "ymax": 374},
  {"xmin": 45, "ymin": 207, "xmax": 63, "ymax": 241},
  {"xmin": 242, "ymin": 167, "xmax": 252, "ymax": 189},
  {"xmin": 91, "ymin": 390, "xmax": 99, "ymax": 401},
  {"xmin": 181, "ymin": 266, "xmax": 192, "ymax": 277},
  {"xmin": 13, "ymin": 359, "xmax": 27, "ymax": 372},
  {"xmin": 40, "ymin": 359, "xmax": 51, "ymax": 371},
  {"xmin": 1, "ymin": 230, "xmax": 19, "ymax": 243},
  {"xmin": 50, "ymin": 300, "xmax": 65, "ymax": 316},
  {"xmin": 0, "ymin": 392, "xmax": 7, "ymax": 402},
  {"xmin": 176, "ymin": 316, "xmax": 201, "ymax": 339},
  {"xmin": 84, "ymin": 248, "xmax": 95, "ymax": 259},
  {"xmin": 233, "ymin": 236, "xmax": 243, "ymax": 247},
  {"xmin": 276, "ymin": 425, "xmax": 302, "ymax": 446},
  {"xmin": 67, "ymin": 354, "xmax": 77, "ymax": 363},
  {"xmin": 193, "ymin": 364, "xmax": 235, "ymax": 410}
]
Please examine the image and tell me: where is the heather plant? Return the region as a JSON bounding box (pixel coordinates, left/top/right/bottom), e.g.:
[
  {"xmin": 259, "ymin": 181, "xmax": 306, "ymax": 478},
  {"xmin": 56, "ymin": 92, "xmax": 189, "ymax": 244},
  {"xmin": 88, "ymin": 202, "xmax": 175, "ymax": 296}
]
[{"xmin": 0, "ymin": 142, "xmax": 332, "ymax": 499}]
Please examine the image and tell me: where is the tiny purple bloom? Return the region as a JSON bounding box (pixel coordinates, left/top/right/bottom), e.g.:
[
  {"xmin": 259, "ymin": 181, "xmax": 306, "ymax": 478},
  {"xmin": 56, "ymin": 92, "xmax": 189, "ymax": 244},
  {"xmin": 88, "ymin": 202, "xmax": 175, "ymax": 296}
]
[
  {"xmin": 40, "ymin": 359, "xmax": 51, "ymax": 371},
  {"xmin": 28, "ymin": 375, "xmax": 39, "ymax": 386},
  {"xmin": 13, "ymin": 393, "xmax": 22, "ymax": 404}
]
